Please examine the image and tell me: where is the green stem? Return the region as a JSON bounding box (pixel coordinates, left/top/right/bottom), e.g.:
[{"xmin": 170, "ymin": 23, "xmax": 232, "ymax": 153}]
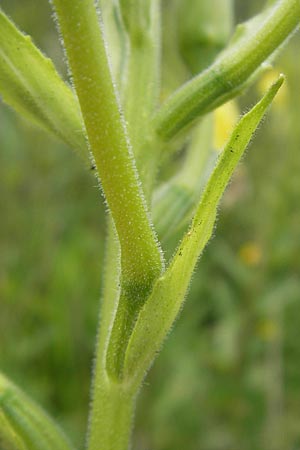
[
  {"xmin": 51, "ymin": 0, "xmax": 163, "ymax": 291},
  {"xmin": 86, "ymin": 217, "xmax": 121, "ymax": 448},
  {"xmin": 178, "ymin": 0, "xmax": 234, "ymax": 74},
  {"xmin": 154, "ymin": 0, "xmax": 300, "ymax": 140},
  {"xmin": 87, "ymin": 373, "xmax": 136, "ymax": 450},
  {"xmin": 50, "ymin": 1, "xmax": 164, "ymax": 448},
  {"xmin": 120, "ymin": 0, "xmax": 161, "ymax": 193},
  {"xmin": 93, "ymin": 217, "xmax": 120, "ymax": 373}
]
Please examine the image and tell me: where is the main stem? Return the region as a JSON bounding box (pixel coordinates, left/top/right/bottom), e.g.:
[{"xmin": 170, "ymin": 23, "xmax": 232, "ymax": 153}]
[
  {"xmin": 87, "ymin": 371, "xmax": 136, "ymax": 450},
  {"xmin": 50, "ymin": 1, "xmax": 162, "ymax": 449},
  {"xmin": 52, "ymin": 0, "xmax": 162, "ymax": 293}
]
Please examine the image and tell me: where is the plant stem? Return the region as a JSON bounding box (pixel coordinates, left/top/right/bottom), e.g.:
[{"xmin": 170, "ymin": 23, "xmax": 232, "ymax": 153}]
[
  {"xmin": 52, "ymin": 0, "xmax": 163, "ymax": 292},
  {"xmin": 154, "ymin": 0, "xmax": 300, "ymax": 140},
  {"xmin": 87, "ymin": 372, "xmax": 136, "ymax": 450},
  {"xmin": 50, "ymin": 1, "xmax": 163, "ymax": 448},
  {"xmin": 94, "ymin": 217, "xmax": 120, "ymax": 373},
  {"xmin": 86, "ymin": 217, "xmax": 123, "ymax": 450},
  {"xmin": 177, "ymin": 0, "xmax": 234, "ymax": 74},
  {"xmin": 120, "ymin": 0, "xmax": 161, "ymax": 193}
]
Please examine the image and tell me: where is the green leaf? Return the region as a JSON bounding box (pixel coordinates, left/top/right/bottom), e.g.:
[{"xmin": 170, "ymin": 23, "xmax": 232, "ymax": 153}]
[
  {"xmin": 0, "ymin": 411, "xmax": 27, "ymax": 450},
  {"xmin": 123, "ymin": 75, "xmax": 284, "ymax": 386},
  {"xmin": 0, "ymin": 373, "xmax": 75, "ymax": 450},
  {"xmin": 0, "ymin": 9, "xmax": 88, "ymax": 162}
]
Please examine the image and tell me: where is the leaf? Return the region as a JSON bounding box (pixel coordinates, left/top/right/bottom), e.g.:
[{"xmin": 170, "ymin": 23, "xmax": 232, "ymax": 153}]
[
  {"xmin": 0, "ymin": 411, "xmax": 27, "ymax": 450},
  {"xmin": 0, "ymin": 373, "xmax": 75, "ymax": 450},
  {"xmin": 123, "ymin": 75, "xmax": 284, "ymax": 386},
  {"xmin": 0, "ymin": 9, "xmax": 88, "ymax": 162}
]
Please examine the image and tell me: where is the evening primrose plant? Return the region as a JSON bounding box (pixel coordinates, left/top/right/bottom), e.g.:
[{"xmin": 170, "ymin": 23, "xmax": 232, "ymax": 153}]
[{"xmin": 0, "ymin": 0, "xmax": 299, "ymax": 449}]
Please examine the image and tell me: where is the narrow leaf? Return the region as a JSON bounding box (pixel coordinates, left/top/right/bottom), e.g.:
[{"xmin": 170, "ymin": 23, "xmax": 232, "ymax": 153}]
[
  {"xmin": 123, "ymin": 75, "xmax": 284, "ymax": 386},
  {"xmin": 0, "ymin": 373, "xmax": 75, "ymax": 450},
  {"xmin": 0, "ymin": 9, "xmax": 88, "ymax": 162}
]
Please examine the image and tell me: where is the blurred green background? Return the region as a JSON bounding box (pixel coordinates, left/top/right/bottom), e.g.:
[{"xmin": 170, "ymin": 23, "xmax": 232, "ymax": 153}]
[{"xmin": 1, "ymin": 1, "xmax": 300, "ymax": 450}]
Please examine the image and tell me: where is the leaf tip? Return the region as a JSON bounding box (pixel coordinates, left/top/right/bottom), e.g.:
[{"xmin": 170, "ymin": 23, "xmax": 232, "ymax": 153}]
[
  {"xmin": 258, "ymin": 72, "xmax": 285, "ymax": 112},
  {"xmin": 276, "ymin": 72, "xmax": 285, "ymax": 86},
  {"xmin": 270, "ymin": 72, "xmax": 285, "ymax": 95}
]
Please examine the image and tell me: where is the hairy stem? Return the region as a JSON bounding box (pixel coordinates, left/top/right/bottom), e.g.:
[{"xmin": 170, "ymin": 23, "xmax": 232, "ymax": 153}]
[
  {"xmin": 87, "ymin": 373, "xmax": 136, "ymax": 450},
  {"xmin": 52, "ymin": 0, "xmax": 163, "ymax": 291},
  {"xmin": 50, "ymin": 1, "xmax": 163, "ymax": 449},
  {"xmin": 86, "ymin": 218, "xmax": 121, "ymax": 449}
]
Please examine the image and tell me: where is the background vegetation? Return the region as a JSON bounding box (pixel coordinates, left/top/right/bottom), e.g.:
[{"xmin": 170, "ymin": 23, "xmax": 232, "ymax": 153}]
[{"xmin": 1, "ymin": 1, "xmax": 299, "ymax": 449}]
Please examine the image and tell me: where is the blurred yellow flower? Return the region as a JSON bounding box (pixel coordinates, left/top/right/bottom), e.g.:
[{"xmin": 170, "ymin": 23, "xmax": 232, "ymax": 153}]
[
  {"xmin": 213, "ymin": 70, "xmax": 288, "ymax": 153},
  {"xmin": 213, "ymin": 100, "xmax": 239, "ymax": 150},
  {"xmin": 238, "ymin": 241, "xmax": 262, "ymax": 266},
  {"xmin": 256, "ymin": 319, "xmax": 279, "ymax": 341}
]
